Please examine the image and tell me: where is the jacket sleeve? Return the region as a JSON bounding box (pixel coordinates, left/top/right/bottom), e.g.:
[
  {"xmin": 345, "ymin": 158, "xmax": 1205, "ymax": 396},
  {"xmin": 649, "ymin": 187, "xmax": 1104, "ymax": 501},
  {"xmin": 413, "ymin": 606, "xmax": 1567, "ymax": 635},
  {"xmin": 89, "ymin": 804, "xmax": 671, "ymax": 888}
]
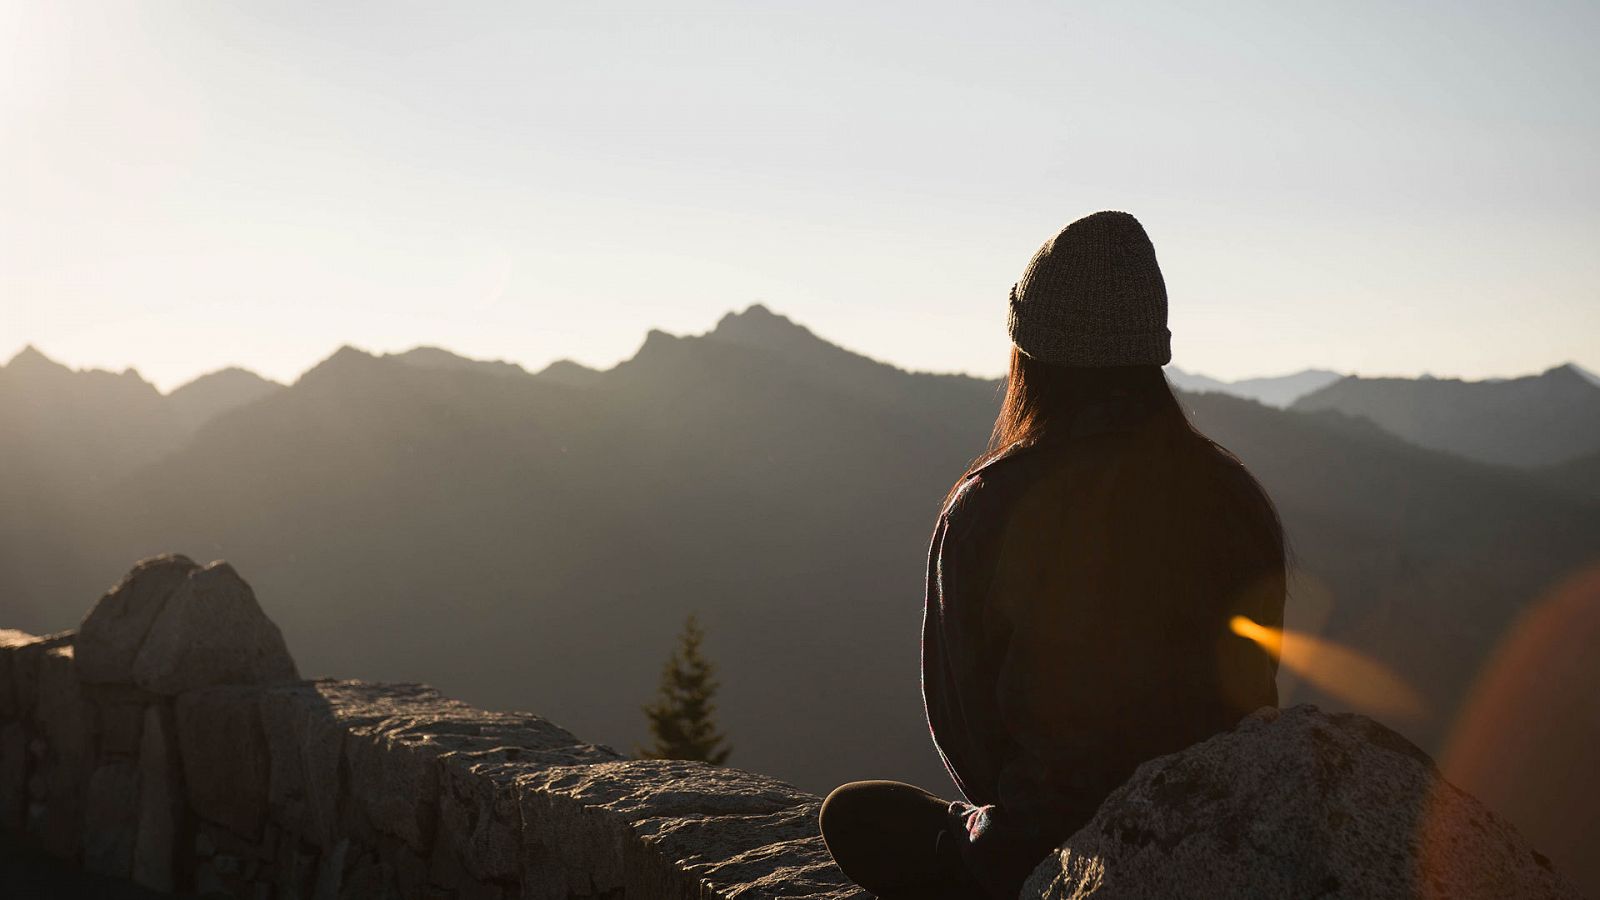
[{"xmin": 942, "ymin": 482, "xmax": 1117, "ymax": 899}]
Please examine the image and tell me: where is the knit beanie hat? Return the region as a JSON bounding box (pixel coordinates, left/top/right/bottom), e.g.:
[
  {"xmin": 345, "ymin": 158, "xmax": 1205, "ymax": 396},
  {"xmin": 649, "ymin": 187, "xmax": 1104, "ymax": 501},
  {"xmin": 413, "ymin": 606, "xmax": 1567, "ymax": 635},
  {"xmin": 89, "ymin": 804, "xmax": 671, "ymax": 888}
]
[{"xmin": 1007, "ymin": 211, "xmax": 1172, "ymax": 367}]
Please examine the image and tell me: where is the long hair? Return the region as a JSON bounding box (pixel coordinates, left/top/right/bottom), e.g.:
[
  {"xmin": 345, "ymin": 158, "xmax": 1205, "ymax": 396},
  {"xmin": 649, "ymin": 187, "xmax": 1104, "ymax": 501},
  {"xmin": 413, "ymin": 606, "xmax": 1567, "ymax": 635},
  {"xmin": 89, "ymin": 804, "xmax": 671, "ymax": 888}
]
[{"xmin": 944, "ymin": 346, "xmax": 1287, "ymax": 581}]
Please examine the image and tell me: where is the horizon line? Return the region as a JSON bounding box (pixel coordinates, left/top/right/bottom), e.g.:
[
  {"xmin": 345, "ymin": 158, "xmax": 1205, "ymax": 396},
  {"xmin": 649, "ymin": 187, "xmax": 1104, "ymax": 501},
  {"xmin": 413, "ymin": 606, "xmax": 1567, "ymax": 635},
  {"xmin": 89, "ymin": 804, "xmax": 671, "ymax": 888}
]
[{"xmin": 5, "ymin": 303, "xmax": 1593, "ymax": 396}]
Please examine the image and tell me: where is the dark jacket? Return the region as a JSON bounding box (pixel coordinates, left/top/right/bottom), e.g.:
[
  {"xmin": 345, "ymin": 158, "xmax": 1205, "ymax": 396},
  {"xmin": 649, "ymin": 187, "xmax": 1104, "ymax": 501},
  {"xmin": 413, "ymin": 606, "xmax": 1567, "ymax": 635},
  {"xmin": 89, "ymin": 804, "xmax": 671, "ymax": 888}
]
[{"xmin": 920, "ymin": 404, "xmax": 1285, "ymax": 898}]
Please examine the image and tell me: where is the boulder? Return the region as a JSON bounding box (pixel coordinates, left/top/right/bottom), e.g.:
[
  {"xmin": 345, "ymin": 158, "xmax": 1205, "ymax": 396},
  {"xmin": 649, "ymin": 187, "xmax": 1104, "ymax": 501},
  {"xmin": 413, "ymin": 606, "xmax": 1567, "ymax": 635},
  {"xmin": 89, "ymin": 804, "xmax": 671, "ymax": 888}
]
[
  {"xmin": 76, "ymin": 554, "xmax": 199, "ymax": 685},
  {"xmin": 35, "ymin": 644, "xmax": 90, "ymax": 759},
  {"xmin": 82, "ymin": 761, "xmax": 140, "ymax": 877},
  {"xmin": 3, "ymin": 630, "xmax": 73, "ymax": 722},
  {"xmin": 0, "ymin": 721, "xmax": 26, "ymax": 831},
  {"xmin": 517, "ymin": 758, "xmax": 862, "ymax": 900},
  {"xmin": 258, "ymin": 680, "xmax": 439, "ymax": 850},
  {"xmin": 175, "ymin": 685, "xmax": 271, "ymax": 839},
  {"xmin": 132, "ymin": 704, "xmax": 181, "ymax": 892},
  {"xmin": 34, "ymin": 644, "xmax": 91, "ymax": 859},
  {"xmin": 87, "ymin": 684, "xmax": 155, "ymax": 760},
  {"xmin": 436, "ymin": 740, "xmax": 618, "ymax": 884},
  {"xmin": 128, "ymin": 560, "xmax": 299, "ymax": 695},
  {"xmin": 1022, "ymin": 705, "xmax": 1582, "ymax": 899},
  {"xmin": 343, "ymin": 690, "xmax": 616, "ymax": 855},
  {"xmin": 0, "ymin": 628, "xmax": 42, "ymax": 718}
]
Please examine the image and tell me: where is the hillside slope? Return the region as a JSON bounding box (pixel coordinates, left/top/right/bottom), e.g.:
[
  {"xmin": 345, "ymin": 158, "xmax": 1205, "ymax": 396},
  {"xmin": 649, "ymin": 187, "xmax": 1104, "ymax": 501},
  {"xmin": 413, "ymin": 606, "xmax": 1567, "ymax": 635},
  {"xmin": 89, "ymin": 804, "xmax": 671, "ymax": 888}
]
[
  {"xmin": 1292, "ymin": 365, "xmax": 1600, "ymax": 467},
  {"xmin": 3, "ymin": 307, "xmax": 1595, "ymax": 800}
]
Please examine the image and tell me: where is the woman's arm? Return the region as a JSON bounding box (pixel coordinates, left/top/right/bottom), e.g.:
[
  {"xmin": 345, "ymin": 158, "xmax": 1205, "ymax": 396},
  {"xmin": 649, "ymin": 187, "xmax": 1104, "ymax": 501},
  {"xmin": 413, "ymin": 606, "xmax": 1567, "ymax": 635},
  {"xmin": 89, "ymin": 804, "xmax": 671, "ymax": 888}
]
[{"xmin": 934, "ymin": 471, "xmax": 1118, "ymax": 898}]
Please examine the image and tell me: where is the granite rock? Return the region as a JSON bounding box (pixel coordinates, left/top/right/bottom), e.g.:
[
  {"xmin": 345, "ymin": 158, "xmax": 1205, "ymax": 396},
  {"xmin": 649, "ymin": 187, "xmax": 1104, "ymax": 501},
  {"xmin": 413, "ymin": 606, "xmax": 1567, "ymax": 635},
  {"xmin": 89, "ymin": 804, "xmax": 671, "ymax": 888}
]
[
  {"xmin": 76, "ymin": 554, "xmax": 199, "ymax": 685},
  {"xmin": 4, "ymin": 630, "xmax": 73, "ymax": 722},
  {"xmin": 517, "ymin": 759, "xmax": 865, "ymax": 900},
  {"xmin": 1021, "ymin": 705, "xmax": 1582, "ymax": 900},
  {"xmin": 83, "ymin": 761, "xmax": 141, "ymax": 878},
  {"xmin": 35, "ymin": 643, "xmax": 91, "ymax": 858},
  {"xmin": 132, "ymin": 704, "xmax": 181, "ymax": 892},
  {"xmin": 176, "ymin": 684, "xmax": 271, "ymax": 839},
  {"xmin": 0, "ymin": 721, "xmax": 27, "ymax": 832},
  {"xmin": 0, "ymin": 629, "xmax": 42, "ymax": 719},
  {"xmin": 129, "ymin": 560, "xmax": 299, "ymax": 695}
]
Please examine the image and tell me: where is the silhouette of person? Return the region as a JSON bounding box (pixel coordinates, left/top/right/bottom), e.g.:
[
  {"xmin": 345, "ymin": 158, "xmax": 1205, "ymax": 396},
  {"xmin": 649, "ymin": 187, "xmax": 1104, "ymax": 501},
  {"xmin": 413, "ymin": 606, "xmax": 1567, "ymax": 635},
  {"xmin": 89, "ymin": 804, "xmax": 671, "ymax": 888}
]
[{"xmin": 818, "ymin": 211, "xmax": 1287, "ymax": 899}]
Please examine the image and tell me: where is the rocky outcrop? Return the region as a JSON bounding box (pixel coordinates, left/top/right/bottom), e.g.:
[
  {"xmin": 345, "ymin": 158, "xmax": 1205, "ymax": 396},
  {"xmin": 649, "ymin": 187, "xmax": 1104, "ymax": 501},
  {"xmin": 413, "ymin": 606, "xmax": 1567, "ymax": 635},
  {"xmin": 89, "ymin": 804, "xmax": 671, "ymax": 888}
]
[
  {"xmin": 1, "ymin": 556, "xmax": 866, "ymax": 899},
  {"xmin": 8, "ymin": 556, "xmax": 1578, "ymax": 899},
  {"xmin": 1022, "ymin": 705, "xmax": 1582, "ymax": 899},
  {"xmin": 77, "ymin": 554, "xmax": 298, "ymax": 693}
]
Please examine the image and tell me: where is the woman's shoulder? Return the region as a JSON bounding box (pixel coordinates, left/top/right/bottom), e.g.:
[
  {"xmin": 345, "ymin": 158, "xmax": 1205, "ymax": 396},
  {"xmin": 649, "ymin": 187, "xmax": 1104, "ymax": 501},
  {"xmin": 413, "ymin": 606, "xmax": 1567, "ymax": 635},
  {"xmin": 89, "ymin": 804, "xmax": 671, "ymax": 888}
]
[{"xmin": 941, "ymin": 438, "xmax": 1055, "ymax": 524}]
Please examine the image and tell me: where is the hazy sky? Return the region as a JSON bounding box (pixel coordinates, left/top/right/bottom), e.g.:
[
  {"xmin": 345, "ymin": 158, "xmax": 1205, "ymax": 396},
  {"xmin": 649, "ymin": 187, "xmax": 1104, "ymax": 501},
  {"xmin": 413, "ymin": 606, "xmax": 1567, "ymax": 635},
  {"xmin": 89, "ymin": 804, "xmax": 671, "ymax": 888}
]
[{"xmin": 4, "ymin": 1, "xmax": 1596, "ymax": 391}]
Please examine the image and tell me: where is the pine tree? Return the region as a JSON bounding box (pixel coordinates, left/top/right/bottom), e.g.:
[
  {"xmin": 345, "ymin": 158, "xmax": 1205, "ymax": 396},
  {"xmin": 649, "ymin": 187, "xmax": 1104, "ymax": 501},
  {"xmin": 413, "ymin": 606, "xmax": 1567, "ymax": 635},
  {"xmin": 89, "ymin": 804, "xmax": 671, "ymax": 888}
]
[{"xmin": 636, "ymin": 613, "xmax": 732, "ymax": 764}]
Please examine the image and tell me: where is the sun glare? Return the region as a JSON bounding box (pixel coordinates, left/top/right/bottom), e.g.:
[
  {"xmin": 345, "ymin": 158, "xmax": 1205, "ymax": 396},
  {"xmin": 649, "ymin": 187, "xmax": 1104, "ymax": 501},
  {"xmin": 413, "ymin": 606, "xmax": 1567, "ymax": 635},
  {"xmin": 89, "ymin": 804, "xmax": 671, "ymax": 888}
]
[{"xmin": 1230, "ymin": 615, "xmax": 1424, "ymax": 720}]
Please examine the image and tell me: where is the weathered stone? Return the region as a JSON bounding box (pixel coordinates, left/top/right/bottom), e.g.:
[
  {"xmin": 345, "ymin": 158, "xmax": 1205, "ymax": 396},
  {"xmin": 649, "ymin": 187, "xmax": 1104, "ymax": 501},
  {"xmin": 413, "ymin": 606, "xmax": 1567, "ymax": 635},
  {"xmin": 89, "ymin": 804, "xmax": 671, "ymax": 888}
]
[
  {"xmin": 35, "ymin": 643, "xmax": 91, "ymax": 859},
  {"xmin": 271, "ymin": 830, "xmax": 320, "ymax": 900},
  {"xmin": 259, "ymin": 680, "xmax": 406, "ymax": 849},
  {"xmin": 517, "ymin": 759, "xmax": 864, "ymax": 900},
  {"xmin": 176, "ymin": 684, "xmax": 270, "ymax": 839},
  {"xmin": 132, "ymin": 704, "xmax": 181, "ymax": 892},
  {"xmin": 6, "ymin": 630, "xmax": 73, "ymax": 723},
  {"xmin": 4, "ymin": 596, "xmax": 869, "ymax": 900},
  {"xmin": 1022, "ymin": 705, "xmax": 1583, "ymax": 899},
  {"xmin": 373, "ymin": 834, "xmax": 431, "ymax": 900},
  {"xmin": 0, "ymin": 720, "xmax": 27, "ymax": 832},
  {"xmin": 311, "ymin": 837, "xmax": 350, "ymax": 900},
  {"xmin": 344, "ymin": 725, "xmax": 443, "ymax": 856},
  {"xmin": 35, "ymin": 644, "xmax": 89, "ymax": 755},
  {"xmin": 76, "ymin": 554, "xmax": 200, "ymax": 685},
  {"xmin": 436, "ymin": 749, "xmax": 527, "ymax": 883},
  {"xmin": 339, "ymin": 849, "xmax": 398, "ymax": 900},
  {"xmin": 332, "ymin": 681, "xmax": 614, "ymax": 855},
  {"xmin": 200, "ymin": 818, "xmax": 277, "ymax": 863},
  {"xmin": 0, "ymin": 628, "xmax": 42, "ymax": 719},
  {"xmin": 518, "ymin": 768, "xmax": 685, "ymax": 900},
  {"xmin": 84, "ymin": 682, "xmax": 157, "ymax": 759},
  {"xmin": 82, "ymin": 761, "xmax": 140, "ymax": 878},
  {"xmin": 425, "ymin": 720, "xmax": 617, "ymax": 877},
  {"xmin": 194, "ymin": 855, "xmax": 233, "ymax": 897},
  {"xmin": 649, "ymin": 804, "xmax": 839, "ymax": 892},
  {"xmin": 129, "ymin": 560, "xmax": 299, "ymax": 695}
]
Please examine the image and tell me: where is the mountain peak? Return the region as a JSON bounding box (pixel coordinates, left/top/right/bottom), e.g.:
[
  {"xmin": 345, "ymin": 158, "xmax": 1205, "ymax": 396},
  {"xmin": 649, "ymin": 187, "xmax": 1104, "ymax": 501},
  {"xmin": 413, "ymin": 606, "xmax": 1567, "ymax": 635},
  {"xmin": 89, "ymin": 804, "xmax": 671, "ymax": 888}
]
[
  {"xmin": 1547, "ymin": 362, "xmax": 1600, "ymax": 388},
  {"xmin": 166, "ymin": 367, "xmax": 282, "ymax": 428},
  {"xmin": 327, "ymin": 344, "xmax": 377, "ymax": 365},
  {"xmin": 389, "ymin": 346, "xmax": 529, "ymax": 378},
  {"xmin": 705, "ymin": 304, "xmax": 844, "ymax": 363},
  {"xmin": 1568, "ymin": 363, "xmax": 1600, "ymax": 388},
  {"xmin": 710, "ymin": 303, "xmax": 808, "ymax": 339},
  {"xmin": 168, "ymin": 366, "xmax": 279, "ymax": 394},
  {"xmin": 5, "ymin": 344, "xmax": 68, "ymax": 374},
  {"xmin": 640, "ymin": 327, "xmax": 680, "ymax": 348},
  {"xmin": 535, "ymin": 358, "xmax": 603, "ymax": 388},
  {"xmin": 295, "ymin": 345, "xmax": 383, "ymax": 386}
]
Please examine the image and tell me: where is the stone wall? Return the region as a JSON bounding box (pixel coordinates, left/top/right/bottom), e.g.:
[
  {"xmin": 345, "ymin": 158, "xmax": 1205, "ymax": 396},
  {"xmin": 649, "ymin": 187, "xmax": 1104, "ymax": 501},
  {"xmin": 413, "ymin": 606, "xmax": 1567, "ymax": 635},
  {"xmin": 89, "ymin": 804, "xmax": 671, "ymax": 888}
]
[{"xmin": 0, "ymin": 555, "xmax": 865, "ymax": 899}]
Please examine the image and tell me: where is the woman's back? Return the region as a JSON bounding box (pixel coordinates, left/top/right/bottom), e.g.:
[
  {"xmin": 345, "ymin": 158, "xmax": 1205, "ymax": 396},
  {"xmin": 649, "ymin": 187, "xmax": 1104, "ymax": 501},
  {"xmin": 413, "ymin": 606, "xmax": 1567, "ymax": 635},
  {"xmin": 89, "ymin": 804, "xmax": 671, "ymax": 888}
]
[{"xmin": 983, "ymin": 419, "xmax": 1285, "ymax": 794}]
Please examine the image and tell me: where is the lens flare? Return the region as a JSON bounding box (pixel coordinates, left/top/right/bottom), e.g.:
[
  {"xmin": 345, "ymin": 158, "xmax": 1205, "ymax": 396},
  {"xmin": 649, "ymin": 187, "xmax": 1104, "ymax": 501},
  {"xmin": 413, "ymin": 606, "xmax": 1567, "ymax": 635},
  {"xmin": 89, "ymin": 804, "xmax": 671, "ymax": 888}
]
[
  {"xmin": 1430, "ymin": 561, "xmax": 1600, "ymax": 894},
  {"xmin": 1229, "ymin": 615, "xmax": 1424, "ymax": 720}
]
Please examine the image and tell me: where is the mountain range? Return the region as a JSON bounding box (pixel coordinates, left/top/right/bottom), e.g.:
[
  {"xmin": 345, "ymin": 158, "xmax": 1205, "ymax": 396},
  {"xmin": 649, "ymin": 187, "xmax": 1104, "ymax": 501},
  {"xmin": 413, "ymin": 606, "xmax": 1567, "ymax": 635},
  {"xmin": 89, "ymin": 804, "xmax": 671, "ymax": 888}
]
[
  {"xmin": 3, "ymin": 305, "xmax": 1597, "ymax": 881},
  {"xmin": 1163, "ymin": 366, "xmax": 1343, "ymax": 408},
  {"xmin": 1292, "ymin": 365, "xmax": 1600, "ymax": 468}
]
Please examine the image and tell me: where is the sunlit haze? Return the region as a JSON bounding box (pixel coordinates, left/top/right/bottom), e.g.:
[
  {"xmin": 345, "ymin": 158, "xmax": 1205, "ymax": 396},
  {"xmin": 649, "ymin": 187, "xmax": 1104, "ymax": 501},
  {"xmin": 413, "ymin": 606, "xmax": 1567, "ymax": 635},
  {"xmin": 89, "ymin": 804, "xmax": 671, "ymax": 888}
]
[{"xmin": 4, "ymin": 1, "xmax": 1596, "ymax": 392}]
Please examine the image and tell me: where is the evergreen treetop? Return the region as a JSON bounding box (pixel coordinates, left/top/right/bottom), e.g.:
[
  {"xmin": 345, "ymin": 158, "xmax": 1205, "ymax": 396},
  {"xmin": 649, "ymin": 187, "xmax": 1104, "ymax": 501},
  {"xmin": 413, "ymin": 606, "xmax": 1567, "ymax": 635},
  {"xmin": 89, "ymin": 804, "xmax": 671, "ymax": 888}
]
[{"xmin": 637, "ymin": 613, "xmax": 731, "ymax": 765}]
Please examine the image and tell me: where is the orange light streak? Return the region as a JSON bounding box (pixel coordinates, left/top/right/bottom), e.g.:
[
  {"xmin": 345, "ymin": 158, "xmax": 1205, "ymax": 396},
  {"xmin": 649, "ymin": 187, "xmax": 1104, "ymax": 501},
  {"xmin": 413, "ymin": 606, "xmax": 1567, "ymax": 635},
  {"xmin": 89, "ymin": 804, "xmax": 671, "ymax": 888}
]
[{"xmin": 1230, "ymin": 615, "xmax": 1424, "ymax": 720}]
